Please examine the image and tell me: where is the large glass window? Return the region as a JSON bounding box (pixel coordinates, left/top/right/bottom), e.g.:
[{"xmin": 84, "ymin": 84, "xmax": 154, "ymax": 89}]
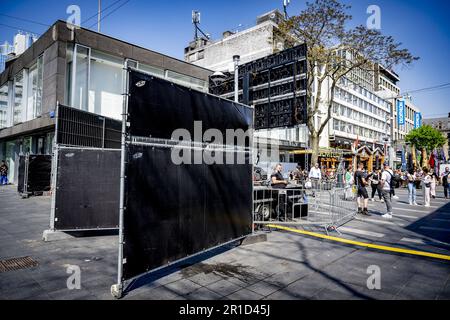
[
  {"xmin": 71, "ymin": 45, "xmax": 90, "ymax": 111},
  {"xmin": 89, "ymin": 50, "xmax": 123, "ymax": 119},
  {"xmin": 13, "ymin": 71, "xmax": 24, "ymax": 125},
  {"xmin": 166, "ymin": 70, "xmax": 206, "ymax": 91},
  {"xmin": 0, "ymin": 84, "xmax": 8, "ymax": 128},
  {"xmin": 139, "ymin": 63, "xmax": 164, "ymax": 78},
  {"xmin": 26, "ymin": 55, "xmax": 44, "ymax": 120}
]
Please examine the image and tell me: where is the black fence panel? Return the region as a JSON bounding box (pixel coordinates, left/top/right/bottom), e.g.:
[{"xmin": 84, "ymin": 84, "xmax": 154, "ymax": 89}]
[
  {"xmin": 122, "ymin": 70, "xmax": 253, "ymax": 281},
  {"xmin": 127, "ymin": 70, "xmax": 253, "ymax": 139},
  {"xmin": 123, "ymin": 145, "xmax": 252, "ymax": 280},
  {"xmin": 17, "ymin": 155, "xmax": 52, "ymax": 194},
  {"xmin": 54, "ymin": 148, "xmax": 120, "ymax": 230},
  {"xmin": 57, "ymin": 104, "xmax": 121, "ymax": 149},
  {"xmin": 17, "ymin": 156, "xmax": 25, "ymax": 193}
]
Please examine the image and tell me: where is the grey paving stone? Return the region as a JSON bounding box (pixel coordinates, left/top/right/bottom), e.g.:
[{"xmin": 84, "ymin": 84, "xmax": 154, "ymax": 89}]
[
  {"xmin": 263, "ymin": 288, "xmax": 307, "ymax": 300},
  {"xmin": 164, "ymin": 278, "xmax": 203, "ymax": 296},
  {"xmin": 247, "ymin": 280, "xmax": 282, "ymax": 297},
  {"xmin": 206, "ymin": 279, "xmax": 242, "ymax": 296},
  {"xmin": 188, "ymin": 272, "xmax": 225, "ymax": 287},
  {"xmin": 125, "ymin": 285, "xmax": 184, "ymax": 300},
  {"xmin": 185, "ymin": 287, "xmax": 223, "ymax": 300},
  {"xmin": 226, "ymin": 288, "xmax": 264, "ymax": 300}
]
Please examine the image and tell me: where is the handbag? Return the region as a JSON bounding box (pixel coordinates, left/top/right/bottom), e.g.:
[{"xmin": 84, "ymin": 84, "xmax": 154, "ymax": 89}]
[{"xmin": 305, "ymin": 180, "xmax": 312, "ymax": 189}]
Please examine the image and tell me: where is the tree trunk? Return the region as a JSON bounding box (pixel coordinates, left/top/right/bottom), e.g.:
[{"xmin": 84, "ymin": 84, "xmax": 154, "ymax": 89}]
[
  {"xmin": 422, "ymin": 148, "xmax": 428, "ymax": 169},
  {"xmin": 310, "ymin": 134, "xmax": 320, "ymax": 167},
  {"xmin": 411, "ymin": 146, "xmax": 417, "ymax": 168}
]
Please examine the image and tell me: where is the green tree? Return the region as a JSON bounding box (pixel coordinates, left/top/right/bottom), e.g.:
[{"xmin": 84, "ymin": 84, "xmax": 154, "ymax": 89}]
[
  {"xmin": 277, "ymin": 0, "xmax": 418, "ymax": 165},
  {"xmin": 405, "ymin": 125, "xmax": 446, "ymax": 167}
]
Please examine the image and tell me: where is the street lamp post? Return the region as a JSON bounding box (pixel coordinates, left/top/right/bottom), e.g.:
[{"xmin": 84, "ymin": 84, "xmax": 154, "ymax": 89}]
[{"xmin": 233, "ymin": 55, "xmax": 240, "ymax": 102}]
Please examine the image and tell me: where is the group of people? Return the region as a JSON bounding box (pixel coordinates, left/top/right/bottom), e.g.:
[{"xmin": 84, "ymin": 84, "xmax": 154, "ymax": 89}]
[
  {"xmin": 349, "ymin": 163, "xmax": 450, "ymax": 219},
  {"xmin": 0, "ymin": 160, "xmax": 8, "ymax": 185}
]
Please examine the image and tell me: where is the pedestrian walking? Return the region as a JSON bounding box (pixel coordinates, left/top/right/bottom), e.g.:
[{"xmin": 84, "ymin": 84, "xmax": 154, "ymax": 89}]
[
  {"xmin": 309, "ymin": 163, "xmax": 321, "ymax": 189},
  {"xmin": 406, "ymin": 168, "xmax": 418, "ymax": 205},
  {"xmin": 380, "ymin": 163, "xmax": 394, "ymax": 219},
  {"xmin": 441, "ymin": 166, "xmax": 450, "ymax": 199},
  {"xmin": 0, "ymin": 160, "xmax": 8, "ymax": 185},
  {"xmin": 390, "ymin": 169, "xmax": 400, "ymax": 200},
  {"xmin": 354, "ymin": 162, "xmax": 370, "ymax": 216},
  {"xmin": 422, "ymin": 167, "xmax": 432, "ymax": 207},
  {"xmin": 430, "ymin": 172, "xmax": 437, "ymax": 199},
  {"xmin": 369, "ymin": 169, "xmax": 382, "ymax": 201},
  {"xmin": 344, "ymin": 165, "xmax": 354, "ymax": 200}
]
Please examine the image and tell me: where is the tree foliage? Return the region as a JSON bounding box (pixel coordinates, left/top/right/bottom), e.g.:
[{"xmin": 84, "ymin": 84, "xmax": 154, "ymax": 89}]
[
  {"xmin": 405, "ymin": 125, "xmax": 446, "ymax": 152},
  {"xmin": 277, "ymin": 0, "xmax": 419, "ymax": 163}
]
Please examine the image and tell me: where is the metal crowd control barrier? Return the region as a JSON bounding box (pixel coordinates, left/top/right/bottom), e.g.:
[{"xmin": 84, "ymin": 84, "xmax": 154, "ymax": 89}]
[{"xmin": 253, "ymin": 181, "xmax": 357, "ymax": 234}]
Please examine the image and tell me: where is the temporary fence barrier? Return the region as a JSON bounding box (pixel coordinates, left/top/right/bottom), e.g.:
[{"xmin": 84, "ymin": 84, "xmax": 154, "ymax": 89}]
[
  {"xmin": 111, "ymin": 68, "xmax": 254, "ymax": 298},
  {"xmin": 17, "ymin": 154, "xmax": 52, "ymax": 196},
  {"xmin": 253, "ymin": 181, "xmax": 357, "ymax": 234},
  {"xmin": 50, "ymin": 146, "xmax": 120, "ymax": 231},
  {"xmin": 46, "ymin": 104, "xmax": 122, "ymax": 232}
]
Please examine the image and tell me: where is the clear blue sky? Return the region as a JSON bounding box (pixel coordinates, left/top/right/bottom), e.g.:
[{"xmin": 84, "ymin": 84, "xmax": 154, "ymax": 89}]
[{"xmin": 1, "ymin": 0, "xmax": 449, "ymax": 118}]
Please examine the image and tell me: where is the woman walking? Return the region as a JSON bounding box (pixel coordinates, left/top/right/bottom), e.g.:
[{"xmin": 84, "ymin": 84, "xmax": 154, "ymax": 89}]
[
  {"xmin": 406, "ymin": 168, "xmax": 417, "ymax": 205},
  {"xmin": 422, "ymin": 167, "xmax": 432, "ymax": 207},
  {"xmin": 430, "ymin": 172, "xmax": 437, "ymax": 199}
]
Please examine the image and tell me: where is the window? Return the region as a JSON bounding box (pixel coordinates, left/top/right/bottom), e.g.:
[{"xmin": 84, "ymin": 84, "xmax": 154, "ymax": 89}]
[
  {"xmin": 166, "ymin": 70, "xmax": 206, "ymax": 91},
  {"xmin": 13, "ymin": 71, "xmax": 24, "ymax": 125},
  {"xmin": 71, "ymin": 45, "xmax": 90, "ymax": 111},
  {"xmin": 26, "ymin": 55, "xmax": 43, "ymax": 120},
  {"xmin": 0, "ymin": 84, "xmax": 8, "ymax": 128},
  {"xmin": 139, "ymin": 63, "xmax": 164, "ymax": 78},
  {"xmin": 89, "ymin": 50, "xmax": 123, "ymax": 119}
]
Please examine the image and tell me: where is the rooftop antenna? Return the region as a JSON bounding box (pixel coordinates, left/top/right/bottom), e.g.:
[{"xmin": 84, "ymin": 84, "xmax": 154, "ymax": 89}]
[
  {"xmin": 192, "ymin": 10, "xmax": 210, "ymax": 41},
  {"xmin": 192, "ymin": 10, "xmax": 200, "ymax": 40},
  {"xmin": 283, "ymin": 0, "xmax": 291, "ymax": 19}
]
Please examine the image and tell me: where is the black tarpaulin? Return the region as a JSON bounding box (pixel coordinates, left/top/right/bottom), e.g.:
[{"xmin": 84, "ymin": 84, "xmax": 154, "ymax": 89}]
[
  {"xmin": 122, "ymin": 70, "xmax": 253, "ymax": 281},
  {"xmin": 127, "ymin": 70, "xmax": 253, "ymax": 140},
  {"xmin": 54, "ymin": 148, "xmax": 120, "ymax": 230},
  {"xmin": 123, "ymin": 145, "xmax": 252, "ymax": 280},
  {"xmin": 17, "ymin": 155, "xmax": 52, "ymax": 194}
]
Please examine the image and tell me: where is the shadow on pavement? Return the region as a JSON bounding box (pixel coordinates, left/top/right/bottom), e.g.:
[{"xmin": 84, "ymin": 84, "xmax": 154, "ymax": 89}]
[{"xmin": 405, "ymin": 202, "xmax": 450, "ymax": 244}]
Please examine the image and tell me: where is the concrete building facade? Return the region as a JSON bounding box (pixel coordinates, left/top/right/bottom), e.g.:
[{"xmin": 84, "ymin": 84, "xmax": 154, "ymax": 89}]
[
  {"xmin": 0, "ymin": 20, "xmax": 211, "ymax": 183},
  {"xmin": 185, "ymin": 10, "xmax": 286, "ymax": 73}
]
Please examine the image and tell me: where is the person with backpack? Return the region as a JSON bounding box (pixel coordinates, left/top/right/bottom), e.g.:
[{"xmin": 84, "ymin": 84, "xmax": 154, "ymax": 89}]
[
  {"xmin": 0, "ymin": 160, "xmax": 8, "ymax": 185},
  {"xmin": 441, "ymin": 166, "xmax": 450, "ymax": 199},
  {"xmin": 380, "ymin": 163, "xmax": 394, "ymax": 219}
]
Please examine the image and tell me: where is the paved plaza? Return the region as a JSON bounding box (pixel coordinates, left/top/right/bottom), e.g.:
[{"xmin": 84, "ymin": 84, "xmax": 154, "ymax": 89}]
[{"xmin": 0, "ymin": 185, "xmax": 449, "ymax": 300}]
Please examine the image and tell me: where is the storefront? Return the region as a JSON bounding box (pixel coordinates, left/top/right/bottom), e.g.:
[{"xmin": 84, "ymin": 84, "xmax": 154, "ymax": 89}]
[
  {"xmin": 354, "ymin": 146, "xmax": 372, "ymax": 171},
  {"xmin": 372, "ymin": 148, "xmax": 385, "ymax": 171}
]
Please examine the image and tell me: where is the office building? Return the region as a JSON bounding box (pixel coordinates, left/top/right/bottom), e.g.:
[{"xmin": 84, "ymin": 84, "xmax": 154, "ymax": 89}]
[{"xmin": 0, "ymin": 21, "xmax": 211, "ymax": 183}]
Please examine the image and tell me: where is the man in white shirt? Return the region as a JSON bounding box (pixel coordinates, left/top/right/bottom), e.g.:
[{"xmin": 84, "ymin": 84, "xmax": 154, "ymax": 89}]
[
  {"xmin": 380, "ymin": 163, "xmax": 393, "ymax": 219},
  {"xmin": 309, "ymin": 163, "xmax": 321, "ymax": 189}
]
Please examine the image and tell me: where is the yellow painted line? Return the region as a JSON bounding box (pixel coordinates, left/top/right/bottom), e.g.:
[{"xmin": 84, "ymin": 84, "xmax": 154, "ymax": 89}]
[{"xmin": 267, "ymin": 224, "xmax": 450, "ymax": 261}]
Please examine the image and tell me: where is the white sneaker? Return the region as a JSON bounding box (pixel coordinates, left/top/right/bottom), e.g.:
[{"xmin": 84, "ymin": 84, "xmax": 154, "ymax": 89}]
[
  {"xmin": 424, "ymin": 204, "xmax": 430, "ymax": 207},
  {"xmin": 409, "ymin": 201, "xmax": 413, "ymax": 205},
  {"xmin": 382, "ymin": 213, "xmax": 393, "ymax": 219},
  {"xmin": 370, "ymin": 198, "xmax": 375, "ymax": 202},
  {"xmin": 380, "ymin": 199, "xmax": 384, "ymax": 203},
  {"xmin": 393, "ymin": 195, "xmax": 399, "ymax": 199},
  {"xmin": 413, "ymin": 202, "xmax": 418, "ymax": 206}
]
